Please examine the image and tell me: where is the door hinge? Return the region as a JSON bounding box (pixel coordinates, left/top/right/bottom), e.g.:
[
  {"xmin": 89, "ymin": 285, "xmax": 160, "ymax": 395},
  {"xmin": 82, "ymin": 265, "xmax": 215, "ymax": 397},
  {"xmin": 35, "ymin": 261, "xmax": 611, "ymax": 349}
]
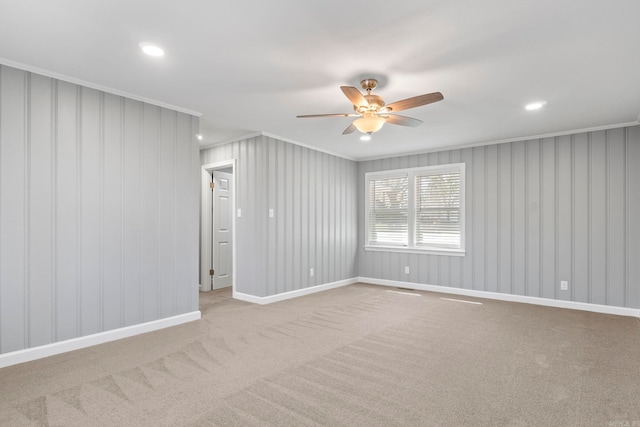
[
  {"xmin": 209, "ymin": 182, "xmax": 214, "ymax": 189},
  {"xmin": 209, "ymin": 269, "xmax": 214, "ymax": 276}
]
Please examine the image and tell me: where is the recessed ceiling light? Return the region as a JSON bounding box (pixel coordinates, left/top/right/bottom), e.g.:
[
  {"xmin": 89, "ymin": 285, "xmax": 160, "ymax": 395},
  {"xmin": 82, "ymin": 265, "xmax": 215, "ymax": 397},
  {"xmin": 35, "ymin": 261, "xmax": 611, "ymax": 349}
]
[
  {"xmin": 139, "ymin": 42, "xmax": 164, "ymax": 57},
  {"xmin": 196, "ymin": 134, "xmax": 203, "ymax": 141},
  {"xmin": 525, "ymin": 101, "xmax": 546, "ymax": 111},
  {"xmin": 360, "ymin": 135, "xmax": 371, "ymax": 142}
]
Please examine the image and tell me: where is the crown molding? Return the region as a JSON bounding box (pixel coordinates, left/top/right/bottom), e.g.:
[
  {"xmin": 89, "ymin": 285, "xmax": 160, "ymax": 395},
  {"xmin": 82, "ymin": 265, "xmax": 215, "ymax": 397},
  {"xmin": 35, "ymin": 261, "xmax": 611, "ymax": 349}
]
[
  {"xmin": 199, "ymin": 131, "xmax": 357, "ymax": 162},
  {"xmin": 356, "ymin": 121, "xmax": 640, "ymax": 162},
  {"xmin": 0, "ymin": 57, "xmax": 202, "ymax": 117}
]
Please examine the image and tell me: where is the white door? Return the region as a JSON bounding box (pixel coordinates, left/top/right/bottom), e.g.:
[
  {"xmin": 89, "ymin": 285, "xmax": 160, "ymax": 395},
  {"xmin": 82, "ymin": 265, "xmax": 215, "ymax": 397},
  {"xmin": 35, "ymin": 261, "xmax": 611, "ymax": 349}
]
[
  {"xmin": 213, "ymin": 170, "xmax": 233, "ymax": 289},
  {"xmin": 200, "ymin": 169, "xmax": 214, "ymax": 291}
]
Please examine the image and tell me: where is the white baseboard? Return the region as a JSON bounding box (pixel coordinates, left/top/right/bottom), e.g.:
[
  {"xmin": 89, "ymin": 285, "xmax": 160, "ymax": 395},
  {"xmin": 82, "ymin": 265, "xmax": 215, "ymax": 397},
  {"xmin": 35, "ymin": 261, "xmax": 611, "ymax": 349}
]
[
  {"xmin": 359, "ymin": 277, "xmax": 640, "ymax": 318},
  {"xmin": 233, "ymin": 277, "xmax": 358, "ymax": 305},
  {"xmin": 0, "ymin": 311, "xmax": 201, "ymax": 369}
]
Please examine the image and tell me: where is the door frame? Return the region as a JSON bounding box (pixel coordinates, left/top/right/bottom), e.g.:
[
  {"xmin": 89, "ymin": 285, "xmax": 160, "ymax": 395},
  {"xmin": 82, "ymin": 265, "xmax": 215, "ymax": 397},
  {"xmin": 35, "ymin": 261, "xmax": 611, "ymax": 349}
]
[{"xmin": 201, "ymin": 159, "xmax": 236, "ymax": 294}]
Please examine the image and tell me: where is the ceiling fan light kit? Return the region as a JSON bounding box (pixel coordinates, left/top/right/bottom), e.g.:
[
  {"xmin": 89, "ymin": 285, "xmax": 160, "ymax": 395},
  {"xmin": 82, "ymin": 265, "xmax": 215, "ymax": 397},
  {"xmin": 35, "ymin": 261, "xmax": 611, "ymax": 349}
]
[
  {"xmin": 354, "ymin": 113, "xmax": 386, "ymax": 134},
  {"xmin": 297, "ymin": 78, "xmax": 443, "ymax": 136}
]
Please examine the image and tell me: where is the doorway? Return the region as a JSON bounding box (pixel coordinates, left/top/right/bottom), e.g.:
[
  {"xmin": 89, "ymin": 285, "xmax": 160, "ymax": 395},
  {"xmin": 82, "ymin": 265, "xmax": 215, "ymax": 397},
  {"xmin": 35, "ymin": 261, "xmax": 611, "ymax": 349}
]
[{"xmin": 200, "ymin": 160, "xmax": 236, "ymax": 292}]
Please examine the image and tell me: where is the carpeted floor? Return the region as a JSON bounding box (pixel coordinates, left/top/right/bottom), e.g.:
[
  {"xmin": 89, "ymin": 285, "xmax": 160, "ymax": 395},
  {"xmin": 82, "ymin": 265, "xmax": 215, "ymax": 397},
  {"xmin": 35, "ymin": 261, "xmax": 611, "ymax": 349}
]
[{"xmin": 1, "ymin": 283, "xmax": 639, "ymax": 426}]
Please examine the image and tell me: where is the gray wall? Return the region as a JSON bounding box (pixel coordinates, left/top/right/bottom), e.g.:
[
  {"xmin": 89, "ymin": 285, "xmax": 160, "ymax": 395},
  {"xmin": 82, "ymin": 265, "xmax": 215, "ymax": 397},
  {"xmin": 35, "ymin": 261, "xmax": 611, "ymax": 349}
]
[
  {"xmin": 200, "ymin": 135, "xmax": 358, "ymax": 297},
  {"xmin": 358, "ymin": 125, "xmax": 640, "ymax": 309},
  {"xmin": 0, "ymin": 65, "xmax": 200, "ymax": 355}
]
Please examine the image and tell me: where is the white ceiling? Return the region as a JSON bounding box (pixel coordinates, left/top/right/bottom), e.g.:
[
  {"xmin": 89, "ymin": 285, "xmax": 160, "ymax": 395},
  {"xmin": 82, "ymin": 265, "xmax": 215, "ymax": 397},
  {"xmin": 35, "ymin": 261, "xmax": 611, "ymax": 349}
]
[{"xmin": 1, "ymin": 0, "xmax": 639, "ymax": 160}]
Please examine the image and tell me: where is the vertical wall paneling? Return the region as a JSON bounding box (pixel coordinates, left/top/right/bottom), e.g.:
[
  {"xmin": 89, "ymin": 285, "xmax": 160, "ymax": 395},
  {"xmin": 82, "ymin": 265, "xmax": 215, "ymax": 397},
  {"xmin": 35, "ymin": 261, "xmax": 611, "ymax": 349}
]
[
  {"xmin": 472, "ymin": 147, "xmax": 485, "ymax": 291},
  {"xmin": 0, "ymin": 64, "xmax": 199, "ymax": 356},
  {"xmin": 123, "ymin": 99, "xmax": 142, "ymax": 326},
  {"xmin": 56, "ymin": 81, "xmax": 79, "ymax": 340},
  {"xmin": 589, "ymin": 131, "xmax": 607, "ymax": 305},
  {"xmin": 607, "ymin": 128, "xmax": 625, "ymax": 307},
  {"xmin": 540, "ymin": 138, "xmax": 556, "ymax": 299},
  {"xmin": 276, "ymin": 141, "xmax": 286, "ymax": 294},
  {"xmin": 292, "ymin": 145, "xmax": 301, "ymax": 290},
  {"xmin": 345, "ymin": 158, "xmax": 350, "ymax": 278},
  {"xmin": 573, "ymin": 133, "xmax": 589, "ymax": 303},
  {"xmin": 199, "ymin": 135, "xmax": 358, "ymax": 298},
  {"xmin": 526, "ymin": 140, "xmax": 540, "ymax": 298},
  {"xmin": 102, "ymin": 93, "xmax": 123, "ymax": 331},
  {"xmin": 28, "ymin": 73, "xmax": 53, "ymax": 347},
  {"xmin": 285, "ymin": 144, "xmax": 294, "ymax": 291},
  {"xmin": 337, "ymin": 155, "xmax": 343, "ymax": 276},
  {"xmin": 357, "ymin": 125, "xmax": 640, "ymax": 309},
  {"xmin": 244, "ymin": 139, "xmax": 252, "ymax": 294},
  {"xmin": 485, "ymin": 145, "xmax": 498, "ymax": 292},
  {"xmin": 343, "ymin": 158, "xmax": 350, "ymax": 278},
  {"xmin": 300, "ymin": 146, "xmax": 309, "ymax": 288},
  {"xmin": 236, "ymin": 140, "xmax": 248, "ymax": 294},
  {"xmin": 158, "ymin": 109, "xmax": 176, "ymax": 317},
  {"xmin": 248, "ymin": 139, "xmax": 259, "ymax": 295},
  {"xmin": 267, "ymin": 138, "xmax": 277, "ymax": 296},
  {"xmin": 627, "ymin": 126, "xmax": 640, "ymax": 308},
  {"xmin": 0, "ymin": 66, "xmax": 27, "ymax": 353},
  {"xmin": 308, "ymin": 144, "xmax": 316, "ymax": 287},
  {"xmin": 141, "ymin": 105, "xmax": 160, "ymax": 321},
  {"xmin": 317, "ymin": 153, "xmax": 324, "ymax": 283},
  {"xmin": 511, "ymin": 141, "xmax": 526, "ymax": 296},
  {"xmin": 336, "ymin": 157, "xmax": 342, "ymax": 281},
  {"xmin": 0, "ymin": 66, "xmax": 3, "ymax": 350},
  {"xmin": 327, "ymin": 155, "xmax": 333, "ymax": 282},
  {"xmin": 321, "ymin": 153, "xmax": 329, "ymax": 283},
  {"xmin": 174, "ymin": 113, "xmax": 191, "ymax": 313},
  {"xmin": 253, "ymin": 136, "xmax": 264, "ymax": 296},
  {"xmin": 497, "ymin": 144, "xmax": 512, "ymax": 294},
  {"xmin": 189, "ymin": 117, "xmax": 200, "ymax": 311},
  {"xmin": 80, "ymin": 87, "xmax": 101, "ymax": 335},
  {"xmin": 313, "ymin": 152, "xmax": 322, "ymax": 283}
]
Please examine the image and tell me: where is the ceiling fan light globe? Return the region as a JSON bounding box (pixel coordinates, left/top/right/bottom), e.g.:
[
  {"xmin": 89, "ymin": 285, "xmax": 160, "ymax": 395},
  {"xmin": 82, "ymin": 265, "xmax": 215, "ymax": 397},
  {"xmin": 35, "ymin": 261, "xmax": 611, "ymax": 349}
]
[{"xmin": 354, "ymin": 115, "xmax": 386, "ymax": 134}]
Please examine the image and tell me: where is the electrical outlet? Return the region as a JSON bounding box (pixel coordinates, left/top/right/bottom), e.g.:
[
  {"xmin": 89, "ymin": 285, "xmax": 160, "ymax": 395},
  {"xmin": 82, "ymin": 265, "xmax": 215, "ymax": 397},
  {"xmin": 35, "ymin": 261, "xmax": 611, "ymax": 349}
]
[
  {"xmin": 405, "ymin": 266, "xmax": 410, "ymax": 274},
  {"xmin": 310, "ymin": 268, "xmax": 314, "ymax": 277},
  {"xmin": 237, "ymin": 208, "xmax": 242, "ymax": 218},
  {"xmin": 269, "ymin": 208, "xmax": 274, "ymax": 218},
  {"xmin": 560, "ymin": 280, "xmax": 568, "ymax": 291}
]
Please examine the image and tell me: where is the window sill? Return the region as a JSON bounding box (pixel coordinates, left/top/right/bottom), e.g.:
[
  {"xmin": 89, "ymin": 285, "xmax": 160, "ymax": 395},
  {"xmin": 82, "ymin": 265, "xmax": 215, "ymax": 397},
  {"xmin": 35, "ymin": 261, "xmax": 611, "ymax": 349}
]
[{"xmin": 364, "ymin": 245, "xmax": 466, "ymax": 257}]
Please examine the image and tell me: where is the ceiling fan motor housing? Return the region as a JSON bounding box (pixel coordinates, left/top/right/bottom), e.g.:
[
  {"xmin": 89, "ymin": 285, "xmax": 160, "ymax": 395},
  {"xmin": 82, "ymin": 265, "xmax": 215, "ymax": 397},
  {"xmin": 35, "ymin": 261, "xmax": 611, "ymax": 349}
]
[
  {"xmin": 355, "ymin": 94, "xmax": 385, "ymax": 113},
  {"xmin": 354, "ymin": 79, "xmax": 385, "ymax": 113},
  {"xmin": 360, "ymin": 79, "xmax": 378, "ymax": 91}
]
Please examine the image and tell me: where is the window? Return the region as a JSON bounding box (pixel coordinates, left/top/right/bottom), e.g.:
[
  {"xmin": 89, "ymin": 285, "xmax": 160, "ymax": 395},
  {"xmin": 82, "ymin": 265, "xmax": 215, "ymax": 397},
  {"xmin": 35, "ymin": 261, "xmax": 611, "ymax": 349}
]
[{"xmin": 365, "ymin": 163, "xmax": 465, "ymax": 255}]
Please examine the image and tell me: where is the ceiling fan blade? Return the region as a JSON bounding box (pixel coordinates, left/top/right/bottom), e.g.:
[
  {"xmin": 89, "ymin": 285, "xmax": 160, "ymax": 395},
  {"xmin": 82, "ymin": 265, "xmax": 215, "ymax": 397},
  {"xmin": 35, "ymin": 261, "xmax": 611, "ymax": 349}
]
[
  {"xmin": 381, "ymin": 92, "xmax": 444, "ymax": 113},
  {"xmin": 340, "ymin": 86, "xmax": 369, "ymax": 108},
  {"xmin": 384, "ymin": 114, "xmax": 423, "ymax": 127},
  {"xmin": 342, "ymin": 123, "xmax": 357, "ymax": 134},
  {"xmin": 296, "ymin": 113, "xmax": 359, "ymax": 118}
]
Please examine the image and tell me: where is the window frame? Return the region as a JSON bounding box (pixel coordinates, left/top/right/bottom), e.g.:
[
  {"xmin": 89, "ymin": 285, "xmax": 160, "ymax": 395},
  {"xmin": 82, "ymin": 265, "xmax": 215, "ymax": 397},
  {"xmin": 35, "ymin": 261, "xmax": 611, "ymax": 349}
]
[{"xmin": 364, "ymin": 163, "xmax": 466, "ymax": 256}]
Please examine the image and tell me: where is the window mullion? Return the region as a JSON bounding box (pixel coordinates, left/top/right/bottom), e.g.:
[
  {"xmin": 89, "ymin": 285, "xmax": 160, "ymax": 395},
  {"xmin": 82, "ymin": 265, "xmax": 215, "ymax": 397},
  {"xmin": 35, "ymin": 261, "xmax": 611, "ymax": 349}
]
[{"xmin": 407, "ymin": 171, "xmax": 416, "ymax": 248}]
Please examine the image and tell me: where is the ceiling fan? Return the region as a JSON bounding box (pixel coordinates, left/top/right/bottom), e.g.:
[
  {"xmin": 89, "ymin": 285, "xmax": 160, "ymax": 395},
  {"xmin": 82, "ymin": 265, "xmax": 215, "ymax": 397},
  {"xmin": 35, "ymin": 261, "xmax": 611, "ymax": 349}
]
[{"xmin": 297, "ymin": 79, "xmax": 443, "ymax": 135}]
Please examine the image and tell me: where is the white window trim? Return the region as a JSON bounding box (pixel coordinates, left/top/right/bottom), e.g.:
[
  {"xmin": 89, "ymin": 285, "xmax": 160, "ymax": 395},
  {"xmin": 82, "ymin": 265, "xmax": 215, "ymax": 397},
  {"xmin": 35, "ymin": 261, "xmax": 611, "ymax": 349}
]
[{"xmin": 364, "ymin": 163, "xmax": 466, "ymax": 256}]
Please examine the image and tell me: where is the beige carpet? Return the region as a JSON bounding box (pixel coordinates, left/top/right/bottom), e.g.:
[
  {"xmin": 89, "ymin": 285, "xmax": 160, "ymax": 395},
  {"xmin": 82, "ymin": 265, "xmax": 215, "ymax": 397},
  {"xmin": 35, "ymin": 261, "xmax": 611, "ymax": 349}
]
[{"xmin": 1, "ymin": 283, "xmax": 639, "ymax": 426}]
